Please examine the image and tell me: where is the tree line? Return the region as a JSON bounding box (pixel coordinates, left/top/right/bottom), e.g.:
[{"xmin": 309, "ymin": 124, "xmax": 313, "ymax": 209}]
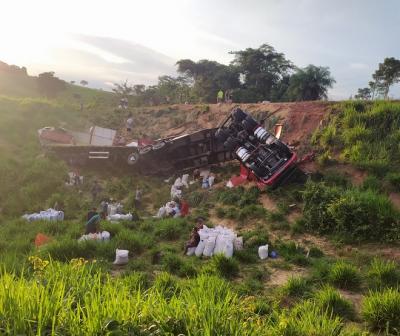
[
  {"xmin": 355, "ymin": 57, "xmax": 400, "ymax": 100},
  {"xmin": 113, "ymin": 43, "xmax": 336, "ymax": 105}
]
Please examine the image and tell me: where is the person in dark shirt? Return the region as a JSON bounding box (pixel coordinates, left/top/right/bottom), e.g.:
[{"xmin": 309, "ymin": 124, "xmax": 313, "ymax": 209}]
[
  {"xmin": 87, "ymin": 208, "xmax": 97, "ymax": 221},
  {"xmin": 85, "ymin": 214, "xmax": 101, "ymax": 234},
  {"xmin": 183, "ymin": 217, "xmax": 205, "ymax": 254}
]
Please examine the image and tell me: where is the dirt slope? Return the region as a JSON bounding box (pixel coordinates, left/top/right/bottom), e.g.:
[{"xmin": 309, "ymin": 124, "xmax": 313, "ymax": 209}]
[{"xmin": 124, "ymin": 101, "xmax": 332, "ymax": 151}]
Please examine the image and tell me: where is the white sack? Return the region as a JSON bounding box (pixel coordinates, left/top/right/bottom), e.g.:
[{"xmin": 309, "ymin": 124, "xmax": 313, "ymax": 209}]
[
  {"xmin": 258, "ymin": 244, "xmax": 269, "ymax": 260},
  {"xmin": 113, "ymin": 249, "xmax": 129, "ymax": 265}
]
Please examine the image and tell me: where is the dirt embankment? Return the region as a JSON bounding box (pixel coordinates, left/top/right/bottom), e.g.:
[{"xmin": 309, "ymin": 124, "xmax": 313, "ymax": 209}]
[{"xmin": 121, "ymin": 101, "xmax": 332, "ymax": 153}]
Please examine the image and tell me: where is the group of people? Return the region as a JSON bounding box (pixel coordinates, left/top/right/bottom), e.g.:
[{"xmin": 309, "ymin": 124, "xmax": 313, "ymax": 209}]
[{"xmin": 217, "ymin": 89, "xmax": 233, "ymax": 104}]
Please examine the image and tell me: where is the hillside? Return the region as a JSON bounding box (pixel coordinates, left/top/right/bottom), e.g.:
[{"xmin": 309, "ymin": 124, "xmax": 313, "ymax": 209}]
[{"xmin": 0, "ymin": 69, "xmax": 400, "ymax": 334}]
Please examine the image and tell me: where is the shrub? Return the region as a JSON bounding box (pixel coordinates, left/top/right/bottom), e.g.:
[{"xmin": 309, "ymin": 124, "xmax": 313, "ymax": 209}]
[
  {"xmin": 328, "ymin": 261, "xmax": 362, "ymax": 290},
  {"xmin": 243, "ymin": 229, "xmax": 269, "ymax": 249},
  {"xmin": 309, "ymin": 246, "xmax": 324, "ymax": 258},
  {"xmin": 270, "ymin": 300, "xmax": 344, "ymax": 335},
  {"xmin": 153, "ymin": 271, "xmax": 181, "ymax": 299},
  {"xmin": 154, "ymin": 218, "xmax": 188, "ymax": 240},
  {"xmin": 281, "ymin": 276, "xmax": 311, "ymax": 298},
  {"xmin": 302, "ymin": 181, "xmax": 400, "ymax": 242},
  {"xmin": 211, "ymin": 254, "xmax": 239, "ymax": 279},
  {"xmin": 362, "ymin": 288, "xmax": 400, "ymax": 333},
  {"xmin": 367, "ymin": 258, "xmax": 400, "ymax": 290},
  {"xmin": 311, "ymin": 259, "xmax": 332, "ymax": 283},
  {"xmin": 234, "ymin": 249, "xmax": 258, "ymax": 263},
  {"xmin": 277, "ymin": 241, "xmax": 309, "ymax": 266},
  {"xmin": 314, "ymin": 286, "xmax": 354, "ymax": 320},
  {"xmin": 386, "ymin": 172, "xmax": 400, "ymax": 192},
  {"xmin": 162, "ymin": 253, "xmax": 184, "ymax": 274},
  {"xmin": 114, "ymin": 230, "xmax": 152, "ymax": 254}
]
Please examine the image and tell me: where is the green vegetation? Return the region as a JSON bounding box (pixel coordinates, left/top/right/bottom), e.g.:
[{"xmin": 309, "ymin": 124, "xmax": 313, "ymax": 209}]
[
  {"xmin": 302, "ymin": 181, "xmax": 399, "ymax": 242},
  {"xmin": 328, "ymin": 261, "xmax": 362, "ymax": 290},
  {"xmin": 314, "ymin": 286, "xmax": 354, "ymax": 320},
  {"xmin": 362, "ymin": 288, "xmax": 400, "ymax": 333},
  {"xmin": 367, "ymin": 258, "xmax": 400, "ymax": 290}
]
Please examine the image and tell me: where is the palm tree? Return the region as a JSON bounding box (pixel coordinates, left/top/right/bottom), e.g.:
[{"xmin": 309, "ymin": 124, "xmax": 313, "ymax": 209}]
[{"xmin": 287, "ymin": 65, "xmax": 335, "ymax": 101}]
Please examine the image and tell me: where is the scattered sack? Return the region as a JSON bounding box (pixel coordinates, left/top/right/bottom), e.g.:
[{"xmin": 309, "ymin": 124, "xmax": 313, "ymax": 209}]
[
  {"xmin": 113, "ymin": 249, "xmax": 129, "ymax": 265},
  {"xmin": 195, "ymin": 239, "xmax": 206, "ymax": 257},
  {"xmin": 258, "ymin": 244, "xmax": 269, "ymax": 260},
  {"xmin": 186, "ymin": 247, "xmax": 196, "ymax": 256},
  {"xmin": 22, "ymin": 208, "xmax": 64, "ymax": 222},
  {"xmin": 78, "ymin": 231, "xmax": 111, "ymax": 242},
  {"xmin": 107, "ymin": 213, "xmax": 133, "ymax": 222},
  {"xmin": 182, "ymin": 174, "xmax": 189, "ymax": 188},
  {"xmin": 203, "ymin": 235, "xmax": 217, "ymax": 257}
]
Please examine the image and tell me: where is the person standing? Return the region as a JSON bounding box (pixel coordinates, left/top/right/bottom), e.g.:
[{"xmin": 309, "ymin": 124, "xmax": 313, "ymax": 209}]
[
  {"xmin": 87, "ymin": 207, "xmax": 98, "ymax": 221},
  {"xmin": 85, "ymin": 214, "xmax": 101, "ymax": 234},
  {"xmin": 100, "ymin": 199, "xmax": 108, "ymax": 219},
  {"xmin": 126, "ymin": 114, "xmax": 134, "ymax": 132},
  {"xmin": 135, "ymin": 187, "xmax": 142, "ymax": 209},
  {"xmin": 91, "ymin": 181, "xmax": 102, "ymax": 202},
  {"xmin": 217, "ymin": 89, "xmax": 224, "ymax": 103}
]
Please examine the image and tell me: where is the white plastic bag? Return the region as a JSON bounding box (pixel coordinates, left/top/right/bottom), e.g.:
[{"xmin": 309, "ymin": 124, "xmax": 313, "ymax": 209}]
[
  {"xmin": 186, "ymin": 247, "xmax": 196, "ymax": 256},
  {"xmin": 195, "ymin": 240, "xmax": 206, "ymax": 257},
  {"xmin": 203, "ymin": 235, "xmax": 217, "ymax": 257},
  {"xmin": 258, "ymin": 245, "xmax": 269, "ymax": 260},
  {"xmin": 113, "ymin": 249, "xmax": 129, "ymax": 265},
  {"xmin": 182, "ymin": 174, "xmax": 189, "ymax": 188},
  {"xmin": 101, "ymin": 231, "xmax": 110, "ymax": 241}
]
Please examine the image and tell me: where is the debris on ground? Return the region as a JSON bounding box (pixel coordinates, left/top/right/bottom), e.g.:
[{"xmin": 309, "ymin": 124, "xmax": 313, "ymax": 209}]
[
  {"xmin": 113, "ymin": 249, "xmax": 129, "ymax": 265},
  {"xmin": 22, "ymin": 208, "xmax": 64, "ymax": 222},
  {"xmin": 78, "ymin": 231, "xmax": 111, "ymax": 242}
]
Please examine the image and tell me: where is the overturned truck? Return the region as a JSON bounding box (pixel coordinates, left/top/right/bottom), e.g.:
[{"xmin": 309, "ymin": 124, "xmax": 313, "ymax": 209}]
[{"xmin": 39, "ymin": 108, "xmax": 300, "ymax": 188}]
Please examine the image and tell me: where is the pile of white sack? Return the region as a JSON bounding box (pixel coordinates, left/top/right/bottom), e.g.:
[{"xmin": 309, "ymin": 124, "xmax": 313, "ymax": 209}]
[
  {"xmin": 188, "ymin": 225, "xmax": 243, "ymax": 258},
  {"xmin": 171, "ymin": 174, "xmax": 189, "ymax": 199},
  {"xmin": 22, "ymin": 208, "xmax": 64, "ymax": 222},
  {"xmin": 78, "ymin": 231, "xmax": 110, "ymax": 242},
  {"xmin": 155, "ymin": 200, "xmax": 181, "ymax": 218},
  {"xmin": 107, "ymin": 213, "xmax": 133, "ymax": 222}
]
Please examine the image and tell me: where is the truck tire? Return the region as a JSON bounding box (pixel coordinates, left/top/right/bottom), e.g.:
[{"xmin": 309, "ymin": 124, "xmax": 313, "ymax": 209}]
[
  {"xmin": 242, "ymin": 116, "xmax": 258, "ymax": 132},
  {"xmin": 127, "ymin": 152, "xmax": 139, "ymax": 165},
  {"xmin": 231, "ymin": 108, "xmax": 247, "ymax": 123},
  {"xmin": 224, "ymin": 137, "xmax": 239, "ymax": 151}
]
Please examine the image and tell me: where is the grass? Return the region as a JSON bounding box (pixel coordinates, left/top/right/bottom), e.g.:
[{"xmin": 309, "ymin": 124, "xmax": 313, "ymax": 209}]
[
  {"xmin": 328, "ymin": 261, "xmax": 362, "ymax": 290},
  {"xmin": 280, "ymin": 276, "xmax": 311, "ymax": 299},
  {"xmin": 362, "ymin": 288, "xmax": 400, "ymax": 334},
  {"xmin": 366, "ymin": 258, "xmax": 400, "ymax": 290},
  {"xmin": 314, "ymin": 286, "xmax": 354, "ymax": 320}
]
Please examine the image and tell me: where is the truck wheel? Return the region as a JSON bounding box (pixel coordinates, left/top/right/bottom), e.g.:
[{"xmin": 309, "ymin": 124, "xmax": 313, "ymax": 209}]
[
  {"xmin": 242, "ymin": 116, "xmax": 258, "ymax": 132},
  {"xmin": 224, "ymin": 137, "xmax": 239, "ymax": 151},
  {"xmin": 215, "ymin": 128, "xmax": 230, "ymax": 142},
  {"xmin": 127, "ymin": 152, "xmax": 139, "ymax": 165},
  {"xmin": 231, "ymin": 108, "xmax": 247, "ymax": 123},
  {"xmin": 139, "ymin": 145, "xmax": 152, "ymax": 154}
]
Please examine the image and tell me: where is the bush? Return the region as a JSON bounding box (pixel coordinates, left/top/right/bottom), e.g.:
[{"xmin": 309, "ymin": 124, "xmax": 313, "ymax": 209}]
[
  {"xmin": 362, "ymin": 288, "xmax": 400, "ymax": 333},
  {"xmin": 302, "ymin": 181, "xmax": 400, "ymax": 242},
  {"xmin": 314, "ymin": 286, "xmax": 354, "ymax": 320},
  {"xmin": 328, "ymin": 261, "xmax": 362, "ymax": 290},
  {"xmin": 154, "ymin": 218, "xmax": 188, "ymax": 240},
  {"xmin": 270, "ymin": 301, "xmax": 344, "ymax": 335},
  {"xmin": 367, "ymin": 258, "xmax": 400, "ymax": 290},
  {"xmin": 281, "ymin": 276, "xmax": 311, "ymax": 298},
  {"xmin": 114, "ymin": 229, "xmax": 152, "ymax": 254},
  {"xmin": 386, "ymin": 172, "xmax": 400, "ymax": 192},
  {"xmin": 211, "ymin": 254, "xmax": 239, "ymax": 279},
  {"xmin": 234, "ymin": 249, "xmax": 258, "ymax": 263},
  {"xmin": 277, "ymin": 241, "xmax": 309, "ymax": 266}
]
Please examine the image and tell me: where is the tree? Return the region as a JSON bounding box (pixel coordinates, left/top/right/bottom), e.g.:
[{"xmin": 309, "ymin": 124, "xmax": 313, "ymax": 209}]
[
  {"xmin": 70, "ymin": 80, "xmax": 75, "ymax": 84},
  {"xmin": 36, "ymin": 72, "xmax": 66, "ymax": 98},
  {"xmin": 112, "ymin": 80, "xmax": 134, "ymax": 97},
  {"xmin": 354, "ymin": 87, "xmax": 371, "ymax": 100},
  {"xmin": 80, "ymin": 80, "xmax": 88, "ymax": 86},
  {"xmin": 177, "ymin": 59, "xmax": 239, "ymax": 102},
  {"xmin": 371, "ymin": 57, "xmax": 400, "ymax": 99},
  {"xmin": 229, "ymin": 44, "xmax": 294, "ymax": 102},
  {"xmin": 285, "ymin": 65, "xmax": 335, "ymax": 101}
]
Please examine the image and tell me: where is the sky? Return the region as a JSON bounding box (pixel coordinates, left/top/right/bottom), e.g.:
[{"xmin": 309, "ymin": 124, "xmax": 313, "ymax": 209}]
[{"xmin": 1, "ymin": 0, "xmax": 400, "ymax": 99}]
